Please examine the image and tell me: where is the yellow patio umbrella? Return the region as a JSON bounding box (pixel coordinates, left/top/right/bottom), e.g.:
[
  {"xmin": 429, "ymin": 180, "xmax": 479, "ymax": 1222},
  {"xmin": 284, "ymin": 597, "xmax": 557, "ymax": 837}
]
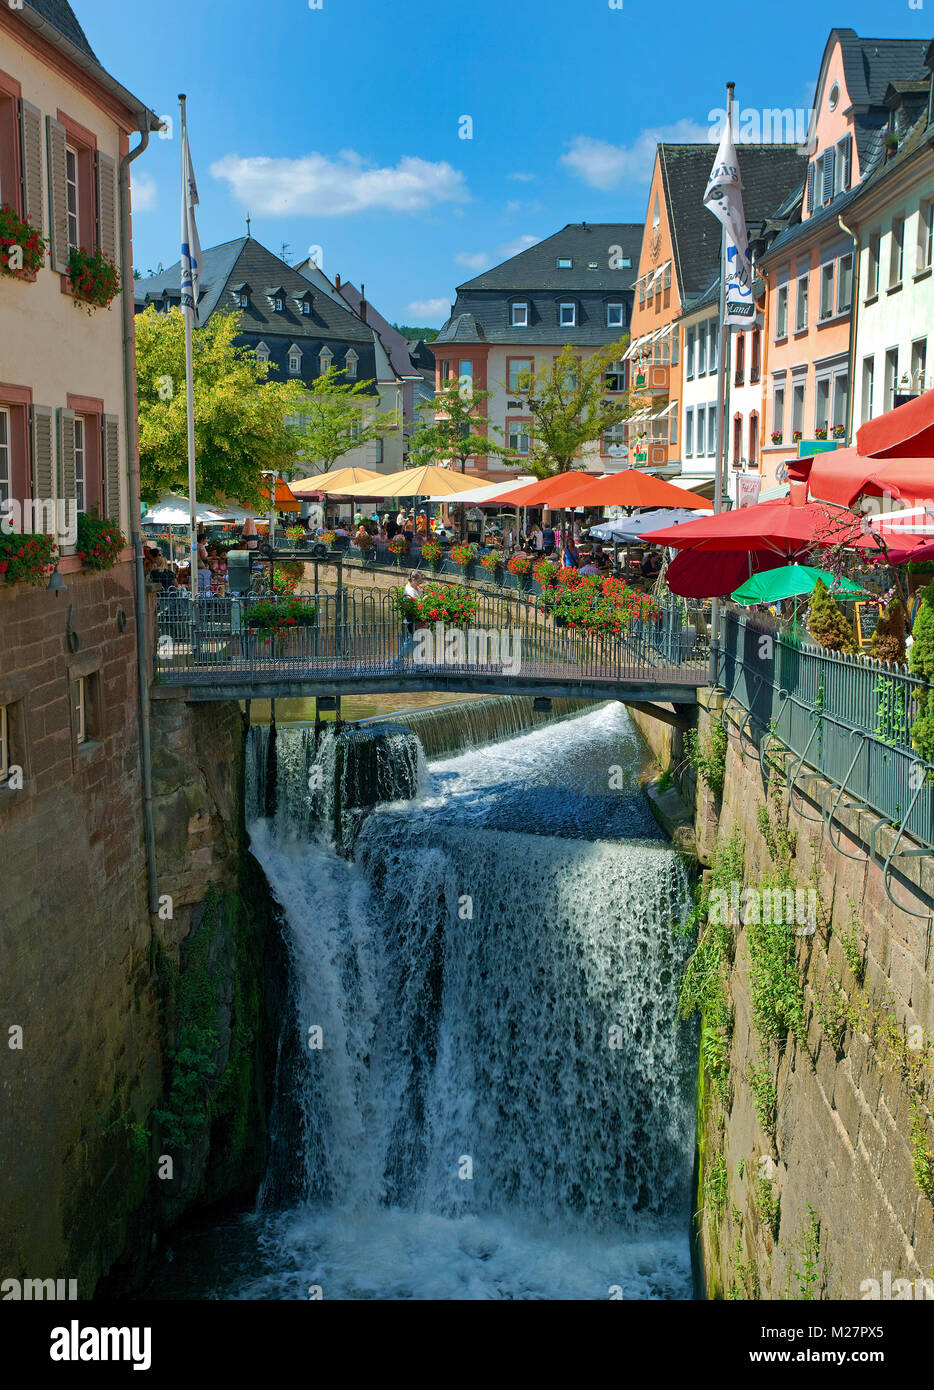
[
  {"xmin": 289, "ymin": 467, "xmax": 382, "ymax": 496},
  {"xmin": 333, "ymin": 464, "xmax": 486, "ymax": 499}
]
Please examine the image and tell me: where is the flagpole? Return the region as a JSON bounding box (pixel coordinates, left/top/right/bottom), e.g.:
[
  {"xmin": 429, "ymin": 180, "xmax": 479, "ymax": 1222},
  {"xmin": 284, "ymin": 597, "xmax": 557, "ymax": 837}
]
[
  {"xmin": 179, "ymin": 94, "xmax": 198, "ymax": 601},
  {"xmin": 709, "ymin": 80, "xmax": 734, "ymax": 687}
]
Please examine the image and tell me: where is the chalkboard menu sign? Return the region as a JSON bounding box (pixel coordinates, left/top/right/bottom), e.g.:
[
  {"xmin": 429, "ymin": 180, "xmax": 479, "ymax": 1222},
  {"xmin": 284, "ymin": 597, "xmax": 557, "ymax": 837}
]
[{"xmin": 853, "ymin": 601, "xmax": 879, "ymax": 648}]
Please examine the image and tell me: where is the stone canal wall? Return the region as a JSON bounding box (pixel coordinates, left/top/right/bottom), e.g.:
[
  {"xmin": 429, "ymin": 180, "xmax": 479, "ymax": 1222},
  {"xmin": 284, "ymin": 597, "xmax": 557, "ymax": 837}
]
[{"xmin": 628, "ymin": 693, "xmax": 934, "ymax": 1300}]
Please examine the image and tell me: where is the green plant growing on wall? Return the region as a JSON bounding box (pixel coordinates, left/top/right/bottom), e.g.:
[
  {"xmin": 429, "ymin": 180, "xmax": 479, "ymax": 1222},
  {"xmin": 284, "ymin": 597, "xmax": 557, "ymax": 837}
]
[
  {"xmin": 837, "ymin": 915, "xmax": 865, "ymax": 986},
  {"xmin": 747, "ymin": 897, "xmax": 807, "ymax": 1046},
  {"xmin": 910, "ymin": 1104, "xmax": 934, "ymax": 1203},
  {"xmin": 754, "ymin": 1176, "xmax": 780, "ymax": 1240},
  {"xmin": 747, "ymin": 1059, "xmax": 777, "ymax": 1138},
  {"xmin": 909, "ymin": 581, "xmax": 934, "ymax": 761},
  {"xmin": 705, "ymin": 1152, "xmax": 728, "ymax": 1219},
  {"xmin": 787, "ymin": 1204, "xmax": 822, "ymax": 1300},
  {"xmin": 728, "ymin": 1232, "xmax": 760, "ymax": 1300},
  {"xmin": 815, "ymin": 977, "xmax": 854, "ymax": 1053},
  {"xmin": 808, "ymin": 577, "xmax": 855, "ymax": 654},
  {"xmin": 685, "ymin": 721, "xmax": 728, "ymax": 798}
]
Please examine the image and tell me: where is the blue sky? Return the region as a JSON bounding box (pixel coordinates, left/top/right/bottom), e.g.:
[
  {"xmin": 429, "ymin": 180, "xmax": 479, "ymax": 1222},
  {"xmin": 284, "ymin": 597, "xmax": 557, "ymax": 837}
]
[{"xmin": 80, "ymin": 0, "xmax": 931, "ymax": 326}]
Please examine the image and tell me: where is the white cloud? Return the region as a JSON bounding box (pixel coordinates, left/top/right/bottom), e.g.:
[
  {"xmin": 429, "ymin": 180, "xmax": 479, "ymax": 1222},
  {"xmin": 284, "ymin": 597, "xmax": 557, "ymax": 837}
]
[
  {"xmin": 496, "ymin": 234, "xmax": 539, "ymax": 259},
  {"xmin": 131, "ymin": 170, "xmax": 157, "ymax": 212},
  {"xmin": 560, "ymin": 121, "xmax": 711, "ymax": 190},
  {"xmin": 210, "ymin": 150, "xmax": 470, "ymax": 216},
  {"xmin": 406, "ymin": 297, "xmax": 451, "ymax": 323},
  {"xmin": 454, "ymin": 251, "xmax": 490, "ymax": 270},
  {"xmin": 508, "ymin": 171, "xmax": 536, "ymax": 182}
]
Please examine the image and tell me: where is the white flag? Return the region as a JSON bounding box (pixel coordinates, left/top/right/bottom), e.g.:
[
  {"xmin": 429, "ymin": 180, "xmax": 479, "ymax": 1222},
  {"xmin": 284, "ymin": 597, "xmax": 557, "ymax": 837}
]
[
  {"xmin": 180, "ymin": 124, "xmax": 203, "ymax": 326},
  {"xmin": 704, "ymin": 113, "xmax": 754, "ymax": 327}
]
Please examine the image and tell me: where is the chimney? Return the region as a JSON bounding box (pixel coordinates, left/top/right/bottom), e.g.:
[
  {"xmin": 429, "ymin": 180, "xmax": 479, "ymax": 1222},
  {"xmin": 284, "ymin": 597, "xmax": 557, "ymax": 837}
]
[
  {"xmin": 359, "ymin": 283, "xmax": 367, "ymax": 323},
  {"xmin": 334, "ymin": 272, "xmax": 341, "ymax": 289}
]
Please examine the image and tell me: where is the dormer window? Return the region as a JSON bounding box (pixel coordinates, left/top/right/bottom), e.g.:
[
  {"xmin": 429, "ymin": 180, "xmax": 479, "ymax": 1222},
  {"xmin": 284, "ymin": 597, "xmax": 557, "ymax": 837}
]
[
  {"xmin": 319, "ymin": 346, "xmax": 333, "ymax": 373},
  {"xmin": 232, "ymin": 282, "xmax": 251, "ymax": 309},
  {"xmin": 511, "ymin": 301, "xmax": 529, "ymax": 327},
  {"xmin": 274, "ymin": 297, "xmax": 284, "ymax": 312},
  {"xmin": 287, "ymin": 344, "xmax": 302, "ymax": 375},
  {"xmin": 559, "ymin": 302, "xmax": 576, "ymax": 327},
  {"xmin": 255, "ymin": 341, "xmax": 270, "ymax": 365},
  {"xmin": 344, "ymin": 350, "xmax": 358, "ymax": 380},
  {"xmin": 606, "ymin": 302, "xmax": 624, "ymax": 328},
  {"xmin": 297, "ymin": 291, "xmax": 313, "ymax": 316}
]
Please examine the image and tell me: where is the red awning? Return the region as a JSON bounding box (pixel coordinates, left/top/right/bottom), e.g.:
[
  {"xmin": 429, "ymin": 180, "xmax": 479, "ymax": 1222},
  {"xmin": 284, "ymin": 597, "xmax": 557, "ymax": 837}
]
[
  {"xmin": 529, "ymin": 469, "xmax": 713, "ymax": 510},
  {"xmin": 794, "ymin": 453, "xmax": 934, "ymax": 507},
  {"xmin": 856, "ymin": 389, "xmax": 934, "ymax": 459}
]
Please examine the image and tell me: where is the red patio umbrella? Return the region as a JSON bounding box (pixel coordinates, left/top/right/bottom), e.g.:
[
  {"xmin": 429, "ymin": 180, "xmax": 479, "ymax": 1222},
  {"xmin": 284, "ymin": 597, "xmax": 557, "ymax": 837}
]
[
  {"xmin": 522, "ymin": 469, "xmax": 713, "ymax": 510},
  {"xmin": 856, "ymin": 389, "xmax": 934, "ymax": 459},
  {"xmin": 642, "ymin": 499, "xmax": 850, "ymax": 554},
  {"xmin": 666, "ymin": 548, "xmax": 792, "ymax": 599},
  {"xmin": 493, "ymin": 472, "xmax": 595, "ymax": 506},
  {"xmin": 791, "ymin": 453, "xmax": 934, "ymax": 508}
]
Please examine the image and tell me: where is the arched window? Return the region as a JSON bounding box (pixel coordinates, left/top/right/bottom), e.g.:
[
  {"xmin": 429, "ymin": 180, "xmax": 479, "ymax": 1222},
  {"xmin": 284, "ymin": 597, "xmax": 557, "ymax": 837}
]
[
  {"xmin": 345, "ymin": 350, "xmax": 358, "ymax": 380},
  {"xmin": 255, "ymin": 341, "xmax": 270, "ymax": 365},
  {"xmin": 288, "ymin": 345, "xmax": 302, "ymax": 375},
  {"xmin": 319, "ymin": 346, "xmax": 333, "ymax": 374}
]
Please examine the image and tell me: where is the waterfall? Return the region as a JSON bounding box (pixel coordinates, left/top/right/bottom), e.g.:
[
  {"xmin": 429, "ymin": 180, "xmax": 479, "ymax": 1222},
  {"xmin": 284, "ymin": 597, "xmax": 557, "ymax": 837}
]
[
  {"xmin": 235, "ymin": 704, "xmax": 698, "ymax": 1300},
  {"xmin": 363, "ymin": 695, "xmax": 597, "ymax": 760}
]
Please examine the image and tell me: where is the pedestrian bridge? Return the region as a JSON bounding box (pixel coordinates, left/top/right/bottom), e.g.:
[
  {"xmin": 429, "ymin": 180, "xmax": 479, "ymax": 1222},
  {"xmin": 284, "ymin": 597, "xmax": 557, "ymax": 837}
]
[{"xmin": 151, "ymin": 590, "xmax": 709, "ymax": 706}]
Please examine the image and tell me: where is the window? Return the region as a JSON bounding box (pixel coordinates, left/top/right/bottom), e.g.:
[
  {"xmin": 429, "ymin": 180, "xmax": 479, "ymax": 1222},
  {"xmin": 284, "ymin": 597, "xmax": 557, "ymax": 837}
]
[
  {"xmin": 255, "ymin": 342, "xmax": 270, "ymax": 365},
  {"xmin": 837, "ymin": 253, "xmax": 853, "ymax": 314},
  {"xmin": 65, "ymin": 145, "xmax": 79, "ymax": 252},
  {"xmin": 602, "ymin": 421, "xmax": 627, "ymax": 455},
  {"xmin": 685, "ymin": 327, "xmax": 696, "ymax": 379},
  {"xmin": 884, "ymin": 348, "xmax": 898, "ymax": 411},
  {"xmin": 708, "ymin": 321, "xmax": 718, "ymax": 374},
  {"xmin": 918, "ymin": 200, "xmax": 933, "ymax": 273},
  {"xmin": 74, "ymin": 677, "xmax": 87, "ymax": 746},
  {"xmin": 697, "ymin": 324, "xmax": 707, "ymax": 376},
  {"xmin": 556, "ymin": 257, "xmax": 572, "ymax": 268},
  {"xmin": 707, "ymin": 406, "xmax": 717, "ymax": 458},
  {"xmin": 795, "ymin": 272, "xmax": 809, "ymax": 331},
  {"xmin": 458, "ymin": 360, "xmax": 473, "ymax": 381},
  {"xmin": 732, "ymin": 415, "xmax": 743, "ymax": 465},
  {"xmin": 559, "ymin": 302, "xmax": 576, "ymax": 327},
  {"xmin": 861, "ymin": 358, "xmax": 874, "ymax": 424},
  {"xmin": 835, "ymin": 136, "xmax": 851, "ymax": 194},
  {"xmin": 821, "ymin": 147, "xmax": 835, "ymax": 205},
  {"xmin": 669, "ymin": 403, "xmax": 678, "ymax": 446},
  {"xmin": 695, "ymin": 406, "xmax": 705, "ymax": 457},
  {"xmin": 806, "ymin": 163, "xmax": 816, "ymax": 215},
  {"xmin": 507, "ymin": 420, "xmax": 530, "ymax": 455},
  {"xmin": 73, "ymin": 416, "xmax": 86, "ymax": 513},
  {"xmin": 750, "ymin": 328, "xmax": 761, "ymax": 384},
  {"xmin": 319, "ymin": 346, "xmax": 332, "ymax": 373},
  {"xmin": 831, "ymin": 372, "xmax": 849, "ymax": 437},
  {"xmin": 0, "ymin": 80, "xmax": 21, "ymax": 217},
  {"xmin": 867, "ymin": 233, "xmax": 881, "ymax": 298},
  {"xmin": 911, "ymin": 338, "xmax": 927, "ymax": 393},
  {"xmin": 639, "ymin": 279, "xmax": 645, "ymax": 308},
  {"xmin": 734, "ymin": 333, "xmax": 745, "ymax": 387},
  {"xmin": 815, "ymin": 376, "xmax": 830, "ymax": 433},
  {"xmin": 0, "ymin": 703, "xmax": 7, "ymax": 784},
  {"xmin": 0, "ymin": 408, "xmax": 9, "ymax": 509},
  {"xmin": 890, "ymin": 217, "xmax": 905, "ymax": 288},
  {"xmin": 748, "ymin": 413, "xmax": 759, "ymax": 468},
  {"xmin": 671, "ymin": 330, "xmax": 679, "ymax": 366},
  {"xmin": 792, "ymin": 379, "xmax": 805, "ymax": 437},
  {"xmin": 604, "ymin": 360, "xmax": 626, "ymax": 392},
  {"xmin": 273, "ymin": 296, "xmax": 284, "ymax": 312},
  {"xmin": 775, "ymin": 284, "xmax": 788, "ymax": 339},
  {"xmin": 773, "ymin": 384, "xmax": 785, "ymax": 440},
  {"xmin": 819, "ymin": 261, "xmax": 835, "ymax": 319},
  {"xmin": 508, "ymin": 358, "xmax": 533, "ymax": 392},
  {"xmin": 606, "ymin": 302, "xmax": 624, "ymax": 328},
  {"xmin": 288, "ymin": 349, "xmax": 302, "ymax": 375},
  {"xmin": 511, "ymin": 301, "xmax": 529, "ymax": 327},
  {"xmin": 684, "ymin": 408, "xmax": 694, "ymax": 457},
  {"xmin": 828, "ymin": 82, "xmax": 840, "ymax": 111},
  {"xmin": 345, "ymin": 351, "xmax": 358, "ymax": 380},
  {"xmin": 239, "ymin": 292, "xmax": 249, "ymax": 309},
  {"xmin": 301, "ymin": 299, "xmax": 311, "ymax": 315}
]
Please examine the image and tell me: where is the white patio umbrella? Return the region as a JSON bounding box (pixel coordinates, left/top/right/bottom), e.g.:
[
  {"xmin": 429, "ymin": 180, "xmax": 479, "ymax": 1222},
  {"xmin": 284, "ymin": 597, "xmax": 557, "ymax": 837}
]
[
  {"xmin": 142, "ymin": 492, "xmax": 235, "ymax": 525},
  {"xmin": 589, "ymin": 508, "xmax": 710, "ymax": 543}
]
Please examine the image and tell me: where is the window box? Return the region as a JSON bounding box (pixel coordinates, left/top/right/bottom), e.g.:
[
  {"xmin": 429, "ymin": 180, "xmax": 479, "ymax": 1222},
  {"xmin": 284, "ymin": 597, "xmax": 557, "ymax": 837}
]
[
  {"xmin": 0, "ymin": 531, "xmax": 57, "ymax": 585},
  {"xmin": 68, "ymin": 246, "xmax": 120, "ymax": 312},
  {"xmin": 0, "ymin": 203, "xmax": 46, "ymax": 280},
  {"xmin": 832, "ymin": 424, "xmax": 846, "ymax": 440},
  {"xmin": 792, "ymin": 430, "xmax": 803, "ymax": 443},
  {"xmin": 75, "ymin": 510, "xmax": 125, "ymax": 570},
  {"xmin": 814, "ymin": 427, "xmax": 828, "ymax": 440},
  {"xmin": 770, "ymin": 430, "xmax": 784, "ymax": 445}
]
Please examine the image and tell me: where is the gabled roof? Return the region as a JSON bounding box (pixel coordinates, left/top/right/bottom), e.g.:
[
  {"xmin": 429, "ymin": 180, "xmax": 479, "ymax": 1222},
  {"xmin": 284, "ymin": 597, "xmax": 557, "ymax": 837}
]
[
  {"xmin": 336, "ymin": 281, "xmax": 420, "ymax": 380},
  {"xmin": 24, "ymin": 0, "xmax": 96, "ymax": 60},
  {"xmin": 456, "ymin": 223, "xmax": 643, "ymax": 292},
  {"xmin": 658, "ymin": 144, "xmax": 806, "ymax": 300},
  {"xmin": 834, "ymin": 29, "xmax": 931, "ymax": 106},
  {"xmin": 136, "ymin": 237, "xmax": 373, "ymax": 344}
]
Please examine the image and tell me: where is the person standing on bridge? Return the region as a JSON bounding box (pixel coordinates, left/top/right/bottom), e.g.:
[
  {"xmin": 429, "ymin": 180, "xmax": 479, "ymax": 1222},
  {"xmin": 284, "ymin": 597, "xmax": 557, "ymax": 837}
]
[{"xmin": 399, "ymin": 572, "xmax": 423, "ymax": 667}]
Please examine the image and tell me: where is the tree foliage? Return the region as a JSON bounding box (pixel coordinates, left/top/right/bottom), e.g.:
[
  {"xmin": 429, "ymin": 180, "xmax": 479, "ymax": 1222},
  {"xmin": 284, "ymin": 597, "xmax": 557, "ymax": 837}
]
[
  {"xmin": 409, "ymin": 379, "xmax": 509, "ymax": 473},
  {"xmin": 135, "ymin": 306, "xmax": 307, "ymax": 507},
  {"xmin": 512, "ymin": 338, "xmax": 634, "ymax": 478},
  {"xmin": 870, "ymin": 596, "xmax": 906, "ymax": 665},
  {"xmin": 807, "ymin": 577, "xmax": 855, "ymax": 654},
  {"xmin": 293, "ymin": 363, "xmax": 399, "ymax": 473}
]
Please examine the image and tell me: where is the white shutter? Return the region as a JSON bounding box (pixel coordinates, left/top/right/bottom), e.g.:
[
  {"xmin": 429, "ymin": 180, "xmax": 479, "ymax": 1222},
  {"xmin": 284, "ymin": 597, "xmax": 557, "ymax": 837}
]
[
  {"xmin": 45, "ymin": 116, "xmax": 69, "ymax": 273},
  {"xmin": 29, "ymin": 406, "xmax": 54, "ymax": 531},
  {"xmin": 95, "ymin": 151, "xmax": 117, "ymax": 263},
  {"xmin": 18, "ymin": 100, "xmax": 43, "ymax": 230},
  {"xmin": 101, "ymin": 414, "xmax": 121, "ymax": 524}
]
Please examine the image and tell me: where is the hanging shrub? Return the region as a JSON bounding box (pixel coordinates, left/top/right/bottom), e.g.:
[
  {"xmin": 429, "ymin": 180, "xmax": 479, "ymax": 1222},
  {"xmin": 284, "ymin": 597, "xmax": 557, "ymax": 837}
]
[
  {"xmin": 391, "ymin": 581, "xmax": 478, "ymax": 626},
  {"xmin": 450, "ymin": 542, "xmax": 478, "ymax": 569},
  {"xmin": 506, "ymin": 553, "xmax": 533, "ymax": 577},
  {"xmin": 320, "ymin": 530, "xmax": 337, "ymax": 548},
  {"xmin": 0, "ymin": 203, "xmax": 47, "ymax": 279},
  {"xmin": 420, "ymin": 540, "xmax": 443, "ymax": 569},
  {"xmin": 244, "ymin": 597, "xmax": 316, "ymax": 635},
  {"xmin": 870, "ymin": 596, "xmax": 906, "ymax": 665},
  {"xmin": 0, "ymin": 532, "xmax": 57, "ymax": 585},
  {"xmin": 76, "ymin": 510, "xmax": 125, "ymax": 570},
  {"xmin": 533, "ymin": 557, "xmax": 559, "ymax": 588},
  {"xmin": 68, "ymin": 247, "xmax": 121, "ymax": 311},
  {"xmin": 808, "ymin": 578, "xmax": 854, "ymax": 654},
  {"xmin": 480, "ymin": 549, "xmax": 504, "ymax": 574}
]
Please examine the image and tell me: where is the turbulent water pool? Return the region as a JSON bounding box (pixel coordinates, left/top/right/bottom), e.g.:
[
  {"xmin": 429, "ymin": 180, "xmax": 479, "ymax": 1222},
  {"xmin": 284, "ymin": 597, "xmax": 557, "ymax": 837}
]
[{"xmin": 140, "ymin": 702, "xmax": 698, "ymax": 1300}]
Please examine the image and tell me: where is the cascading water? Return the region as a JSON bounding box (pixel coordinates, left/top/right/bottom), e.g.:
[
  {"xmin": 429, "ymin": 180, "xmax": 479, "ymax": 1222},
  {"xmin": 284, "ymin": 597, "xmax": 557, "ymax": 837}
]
[{"xmin": 145, "ymin": 703, "xmax": 698, "ymax": 1300}]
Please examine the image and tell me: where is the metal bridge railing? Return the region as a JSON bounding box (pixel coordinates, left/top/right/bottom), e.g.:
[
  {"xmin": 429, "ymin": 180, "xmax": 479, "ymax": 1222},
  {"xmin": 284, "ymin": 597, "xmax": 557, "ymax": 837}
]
[
  {"xmin": 718, "ymin": 608, "xmax": 934, "ymax": 854},
  {"xmin": 153, "ymin": 589, "xmax": 709, "ymax": 691}
]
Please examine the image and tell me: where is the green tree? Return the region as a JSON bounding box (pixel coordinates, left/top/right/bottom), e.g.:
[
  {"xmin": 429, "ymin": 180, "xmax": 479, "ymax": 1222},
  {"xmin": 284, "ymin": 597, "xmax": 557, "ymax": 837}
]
[
  {"xmin": 807, "ymin": 577, "xmax": 855, "ymax": 654},
  {"xmin": 515, "ymin": 338, "xmax": 634, "ymax": 478},
  {"xmin": 293, "ymin": 363, "xmax": 399, "ymax": 474},
  {"xmin": 135, "ymin": 306, "xmax": 307, "ymax": 507},
  {"xmin": 410, "ymin": 378, "xmax": 510, "ymax": 474}
]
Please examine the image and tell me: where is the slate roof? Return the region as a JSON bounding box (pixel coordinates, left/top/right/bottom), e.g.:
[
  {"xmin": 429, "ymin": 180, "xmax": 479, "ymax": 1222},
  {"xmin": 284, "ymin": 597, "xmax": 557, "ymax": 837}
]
[
  {"xmin": 835, "ymin": 30, "xmax": 930, "ymax": 106},
  {"xmin": 455, "ymin": 223, "xmax": 644, "ymax": 292},
  {"xmin": 759, "ymin": 183, "xmax": 863, "ymax": 262},
  {"xmin": 136, "ymin": 237, "xmax": 373, "ymax": 345},
  {"xmin": 336, "ymin": 281, "xmax": 422, "ymax": 379},
  {"xmin": 24, "ymin": 0, "xmax": 97, "ymax": 60},
  {"xmin": 844, "ymin": 101, "xmax": 934, "ymax": 219},
  {"xmin": 658, "ymin": 144, "xmax": 807, "ymax": 301}
]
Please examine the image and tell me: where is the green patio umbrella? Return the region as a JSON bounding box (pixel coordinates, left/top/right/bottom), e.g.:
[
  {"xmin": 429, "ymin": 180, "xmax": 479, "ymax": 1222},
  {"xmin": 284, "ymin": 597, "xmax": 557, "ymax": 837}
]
[{"xmin": 731, "ymin": 564, "xmax": 865, "ymax": 606}]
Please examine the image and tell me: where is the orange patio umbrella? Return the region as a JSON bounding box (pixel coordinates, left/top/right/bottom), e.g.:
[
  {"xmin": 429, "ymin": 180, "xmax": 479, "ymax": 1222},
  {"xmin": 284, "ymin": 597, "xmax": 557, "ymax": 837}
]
[
  {"xmin": 527, "ymin": 469, "xmax": 714, "ymax": 510},
  {"xmin": 259, "ymin": 478, "xmax": 300, "ymax": 512},
  {"xmin": 493, "ymin": 471, "xmax": 595, "ymax": 506}
]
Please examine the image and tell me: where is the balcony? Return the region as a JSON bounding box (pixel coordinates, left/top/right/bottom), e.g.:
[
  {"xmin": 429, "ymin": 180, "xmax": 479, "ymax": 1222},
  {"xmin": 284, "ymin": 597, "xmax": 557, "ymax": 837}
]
[{"xmin": 631, "ymin": 363, "xmax": 669, "ymax": 394}]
